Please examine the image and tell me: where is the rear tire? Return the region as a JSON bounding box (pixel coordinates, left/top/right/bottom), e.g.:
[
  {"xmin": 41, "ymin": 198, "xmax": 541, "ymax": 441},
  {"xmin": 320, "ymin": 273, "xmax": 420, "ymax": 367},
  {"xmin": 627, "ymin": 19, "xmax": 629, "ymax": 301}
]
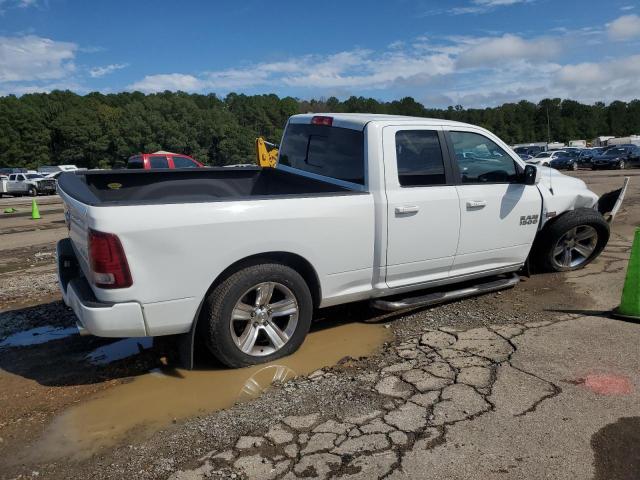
[
  {"xmin": 202, "ymin": 262, "xmax": 313, "ymax": 368},
  {"xmin": 533, "ymin": 209, "xmax": 609, "ymax": 272}
]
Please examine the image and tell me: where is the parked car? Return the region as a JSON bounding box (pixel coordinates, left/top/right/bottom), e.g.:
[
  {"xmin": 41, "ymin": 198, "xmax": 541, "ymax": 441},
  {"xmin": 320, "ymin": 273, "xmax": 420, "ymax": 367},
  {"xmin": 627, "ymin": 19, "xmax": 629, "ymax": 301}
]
[
  {"xmin": 6, "ymin": 172, "xmax": 57, "ymax": 196},
  {"xmin": 549, "ymin": 152, "xmax": 579, "ymax": 171},
  {"xmin": 513, "ymin": 146, "xmax": 545, "ymax": 157},
  {"xmin": 518, "ymin": 153, "xmax": 533, "ymax": 161},
  {"xmin": 527, "ymin": 150, "xmax": 569, "ymax": 166},
  {"xmin": 577, "ymin": 148, "xmax": 605, "ymax": 166},
  {"xmin": 591, "ymin": 145, "xmax": 640, "ymax": 170},
  {"xmin": 127, "ymin": 152, "xmax": 204, "ymax": 169},
  {"xmin": 56, "ymin": 114, "xmax": 624, "ymax": 368}
]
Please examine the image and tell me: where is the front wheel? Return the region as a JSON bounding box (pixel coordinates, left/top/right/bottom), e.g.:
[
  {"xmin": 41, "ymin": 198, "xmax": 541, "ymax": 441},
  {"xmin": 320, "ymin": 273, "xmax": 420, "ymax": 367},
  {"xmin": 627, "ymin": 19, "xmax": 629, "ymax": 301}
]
[
  {"xmin": 533, "ymin": 209, "xmax": 609, "ymax": 272},
  {"xmin": 618, "ymin": 160, "xmax": 626, "ymax": 170},
  {"xmin": 28, "ymin": 186, "xmax": 37, "ymax": 196},
  {"xmin": 202, "ymin": 262, "xmax": 313, "ymax": 368},
  {"xmin": 571, "ymin": 162, "xmax": 578, "ymax": 171}
]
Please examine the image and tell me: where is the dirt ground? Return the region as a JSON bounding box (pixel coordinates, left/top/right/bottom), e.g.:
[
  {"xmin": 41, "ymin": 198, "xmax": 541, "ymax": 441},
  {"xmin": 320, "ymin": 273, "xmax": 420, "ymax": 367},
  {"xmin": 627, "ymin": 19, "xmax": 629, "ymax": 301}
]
[{"xmin": 0, "ymin": 170, "xmax": 638, "ymax": 479}]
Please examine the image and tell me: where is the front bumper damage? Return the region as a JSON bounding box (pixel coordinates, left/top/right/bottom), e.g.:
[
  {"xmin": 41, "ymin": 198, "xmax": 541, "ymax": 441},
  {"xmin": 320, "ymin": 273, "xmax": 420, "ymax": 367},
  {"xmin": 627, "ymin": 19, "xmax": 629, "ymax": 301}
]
[{"xmin": 597, "ymin": 176, "xmax": 630, "ymax": 223}]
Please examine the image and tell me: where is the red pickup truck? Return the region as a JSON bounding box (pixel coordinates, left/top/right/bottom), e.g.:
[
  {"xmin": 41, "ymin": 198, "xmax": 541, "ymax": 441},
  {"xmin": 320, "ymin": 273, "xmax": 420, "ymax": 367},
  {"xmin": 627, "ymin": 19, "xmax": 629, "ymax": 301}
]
[{"xmin": 127, "ymin": 151, "xmax": 204, "ymax": 169}]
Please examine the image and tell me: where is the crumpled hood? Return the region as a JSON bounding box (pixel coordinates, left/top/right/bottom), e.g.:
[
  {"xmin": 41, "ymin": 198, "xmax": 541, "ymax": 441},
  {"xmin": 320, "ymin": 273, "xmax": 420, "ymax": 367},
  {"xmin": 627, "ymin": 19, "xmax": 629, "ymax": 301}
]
[{"xmin": 536, "ymin": 166, "xmax": 599, "ymax": 210}]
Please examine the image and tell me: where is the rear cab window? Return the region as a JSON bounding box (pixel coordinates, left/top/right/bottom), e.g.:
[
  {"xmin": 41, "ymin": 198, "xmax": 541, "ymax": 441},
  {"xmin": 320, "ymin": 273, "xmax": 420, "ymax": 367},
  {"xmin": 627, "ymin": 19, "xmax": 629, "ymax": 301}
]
[
  {"xmin": 149, "ymin": 155, "xmax": 169, "ymax": 169},
  {"xmin": 278, "ymin": 123, "xmax": 365, "ymax": 186},
  {"xmin": 127, "ymin": 155, "xmax": 144, "ymax": 169}
]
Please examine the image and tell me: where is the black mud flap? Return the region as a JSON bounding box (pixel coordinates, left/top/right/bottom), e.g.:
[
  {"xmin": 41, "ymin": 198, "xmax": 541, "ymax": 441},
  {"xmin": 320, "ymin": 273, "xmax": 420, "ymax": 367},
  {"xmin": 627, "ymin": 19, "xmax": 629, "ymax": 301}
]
[
  {"xmin": 598, "ymin": 177, "xmax": 630, "ymax": 223},
  {"xmin": 176, "ymin": 323, "xmax": 197, "ymax": 370}
]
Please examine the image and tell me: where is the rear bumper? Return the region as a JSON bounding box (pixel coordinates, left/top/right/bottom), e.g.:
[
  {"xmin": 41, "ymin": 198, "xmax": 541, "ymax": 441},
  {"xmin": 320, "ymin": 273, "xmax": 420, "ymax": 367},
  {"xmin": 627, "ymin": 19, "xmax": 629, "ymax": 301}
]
[{"xmin": 56, "ymin": 238, "xmax": 148, "ymax": 337}]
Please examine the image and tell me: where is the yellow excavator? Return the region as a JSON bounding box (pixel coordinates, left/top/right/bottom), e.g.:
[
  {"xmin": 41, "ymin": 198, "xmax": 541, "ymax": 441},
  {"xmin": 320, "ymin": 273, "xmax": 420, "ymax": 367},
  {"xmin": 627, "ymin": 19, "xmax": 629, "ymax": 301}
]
[{"xmin": 255, "ymin": 137, "xmax": 279, "ymax": 168}]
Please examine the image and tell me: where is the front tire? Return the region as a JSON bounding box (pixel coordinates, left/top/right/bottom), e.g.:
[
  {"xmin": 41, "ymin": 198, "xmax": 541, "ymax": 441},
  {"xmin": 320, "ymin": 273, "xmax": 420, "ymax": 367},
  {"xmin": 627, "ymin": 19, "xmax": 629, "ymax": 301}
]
[
  {"xmin": 618, "ymin": 160, "xmax": 626, "ymax": 170},
  {"xmin": 533, "ymin": 209, "xmax": 609, "ymax": 272},
  {"xmin": 28, "ymin": 186, "xmax": 37, "ymax": 196},
  {"xmin": 202, "ymin": 262, "xmax": 313, "ymax": 368}
]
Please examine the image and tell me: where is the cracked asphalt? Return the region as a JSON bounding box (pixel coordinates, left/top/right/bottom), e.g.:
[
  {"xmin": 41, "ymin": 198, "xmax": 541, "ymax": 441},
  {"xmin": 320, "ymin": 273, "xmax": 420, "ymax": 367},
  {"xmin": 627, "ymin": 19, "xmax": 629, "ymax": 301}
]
[
  {"xmin": 168, "ymin": 316, "xmax": 639, "ymax": 480},
  {"xmin": 1, "ymin": 170, "xmax": 639, "ymax": 480}
]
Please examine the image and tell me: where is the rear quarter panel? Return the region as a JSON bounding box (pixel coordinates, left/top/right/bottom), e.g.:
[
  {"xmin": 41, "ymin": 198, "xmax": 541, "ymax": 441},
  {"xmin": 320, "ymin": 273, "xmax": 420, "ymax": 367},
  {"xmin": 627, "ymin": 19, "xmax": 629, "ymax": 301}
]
[{"xmin": 86, "ymin": 194, "xmax": 375, "ymax": 334}]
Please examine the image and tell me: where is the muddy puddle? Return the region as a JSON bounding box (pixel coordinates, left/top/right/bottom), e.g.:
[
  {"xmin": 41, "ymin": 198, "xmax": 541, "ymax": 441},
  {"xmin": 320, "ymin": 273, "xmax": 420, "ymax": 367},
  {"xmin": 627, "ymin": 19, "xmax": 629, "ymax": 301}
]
[{"xmin": 31, "ymin": 322, "xmax": 388, "ymax": 461}]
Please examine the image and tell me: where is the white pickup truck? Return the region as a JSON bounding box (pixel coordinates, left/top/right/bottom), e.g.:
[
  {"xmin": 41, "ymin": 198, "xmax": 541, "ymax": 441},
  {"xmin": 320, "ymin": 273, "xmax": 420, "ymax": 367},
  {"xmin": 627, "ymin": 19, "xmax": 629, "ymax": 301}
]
[
  {"xmin": 56, "ymin": 114, "xmax": 626, "ymax": 368},
  {"xmin": 6, "ymin": 172, "xmax": 57, "ymax": 196}
]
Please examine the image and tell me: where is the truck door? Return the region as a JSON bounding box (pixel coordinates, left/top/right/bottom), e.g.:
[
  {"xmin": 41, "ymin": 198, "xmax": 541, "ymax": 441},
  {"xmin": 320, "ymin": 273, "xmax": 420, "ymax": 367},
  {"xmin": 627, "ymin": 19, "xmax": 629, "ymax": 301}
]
[
  {"xmin": 445, "ymin": 129, "xmax": 540, "ymax": 276},
  {"xmin": 384, "ymin": 126, "xmax": 460, "ymax": 288},
  {"xmin": 7, "ymin": 174, "xmax": 24, "ymax": 193}
]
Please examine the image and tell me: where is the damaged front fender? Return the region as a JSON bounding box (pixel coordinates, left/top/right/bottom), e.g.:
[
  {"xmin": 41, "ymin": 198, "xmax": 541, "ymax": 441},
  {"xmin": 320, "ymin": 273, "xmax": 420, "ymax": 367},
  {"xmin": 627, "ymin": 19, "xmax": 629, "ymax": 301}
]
[{"xmin": 597, "ymin": 176, "xmax": 630, "ymax": 223}]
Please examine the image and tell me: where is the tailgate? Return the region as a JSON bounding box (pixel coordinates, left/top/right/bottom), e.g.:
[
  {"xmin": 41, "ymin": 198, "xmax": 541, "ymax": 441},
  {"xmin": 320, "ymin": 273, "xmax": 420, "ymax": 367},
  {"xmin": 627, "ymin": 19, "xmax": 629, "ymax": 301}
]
[{"xmin": 60, "ymin": 188, "xmax": 91, "ymax": 278}]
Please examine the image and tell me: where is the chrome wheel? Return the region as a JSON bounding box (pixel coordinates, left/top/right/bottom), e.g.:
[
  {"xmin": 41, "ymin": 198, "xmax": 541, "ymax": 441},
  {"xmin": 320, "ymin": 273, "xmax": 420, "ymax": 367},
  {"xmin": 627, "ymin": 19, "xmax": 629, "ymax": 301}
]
[
  {"xmin": 552, "ymin": 225, "xmax": 598, "ymax": 269},
  {"xmin": 230, "ymin": 282, "xmax": 299, "ymax": 357}
]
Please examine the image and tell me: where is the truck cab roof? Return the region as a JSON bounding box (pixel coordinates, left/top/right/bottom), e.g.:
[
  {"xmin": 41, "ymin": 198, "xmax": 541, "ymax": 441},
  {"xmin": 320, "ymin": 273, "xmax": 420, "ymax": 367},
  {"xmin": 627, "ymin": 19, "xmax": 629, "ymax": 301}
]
[{"xmin": 289, "ymin": 113, "xmax": 476, "ymax": 131}]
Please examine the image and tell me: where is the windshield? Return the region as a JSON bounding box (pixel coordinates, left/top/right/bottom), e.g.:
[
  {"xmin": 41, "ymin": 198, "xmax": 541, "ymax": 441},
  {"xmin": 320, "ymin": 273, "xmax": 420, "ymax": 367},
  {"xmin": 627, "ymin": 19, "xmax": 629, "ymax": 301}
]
[
  {"xmin": 279, "ymin": 123, "xmax": 365, "ymax": 185},
  {"xmin": 535, "ymin": 152, "xmax": 551, "ymax": 158},
  {"xmin": 26, "ymin": 174, "xmax": 44, "ymax": 179}
]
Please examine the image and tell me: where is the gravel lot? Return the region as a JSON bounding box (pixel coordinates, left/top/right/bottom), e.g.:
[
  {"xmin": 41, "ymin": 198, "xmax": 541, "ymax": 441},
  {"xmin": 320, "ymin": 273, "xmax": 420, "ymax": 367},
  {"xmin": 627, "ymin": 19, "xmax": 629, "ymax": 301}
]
[{"xmin": 0, "ymin": 170, "xmax": 638, "ymax": 479}]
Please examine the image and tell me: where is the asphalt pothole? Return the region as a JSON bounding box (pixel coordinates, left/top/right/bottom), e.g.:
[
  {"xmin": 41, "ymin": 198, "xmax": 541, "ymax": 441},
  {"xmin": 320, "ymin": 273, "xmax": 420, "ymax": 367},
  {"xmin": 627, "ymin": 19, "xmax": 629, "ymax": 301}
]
[{"xmin": 24, "ymin": 322, "xmax": 389, "ymax": 463}]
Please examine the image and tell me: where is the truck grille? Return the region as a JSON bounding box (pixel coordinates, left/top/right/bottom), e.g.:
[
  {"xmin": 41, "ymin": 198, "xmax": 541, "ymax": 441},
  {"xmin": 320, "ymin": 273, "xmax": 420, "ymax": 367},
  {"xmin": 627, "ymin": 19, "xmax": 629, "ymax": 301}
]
[{"xmin": 40, "ymin": 180, "xmax": 56, "ymax": 189}]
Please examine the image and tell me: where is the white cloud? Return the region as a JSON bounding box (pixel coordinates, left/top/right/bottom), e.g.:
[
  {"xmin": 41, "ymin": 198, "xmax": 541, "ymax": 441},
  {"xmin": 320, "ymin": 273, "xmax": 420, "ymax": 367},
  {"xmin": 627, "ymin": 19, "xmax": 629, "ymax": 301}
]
[
  {"xmin": 125, "ymin": 32, "xmax": 599, "ymax": 107},
  {"xmin": 620, "ymin": 5, "xmax": 635, "ymax": 11},
  {"xmin": 450, "ymin": 0, "xmax": 531, "ymax": 15},
  {"xmin": 128, "ymin": 73, "xmax": 204, "ymax": 92},
  {"xmin": 0, "ymin": 35, "xmax": 77, "ymax": 82},
  {"xmin": 555, "ymin": 55, "xmax": 640, "ymax": 89},
  {"xmin": 607, "ymin": 14, "xmax": 640, "ymax": 41},
  {"xmin": 89, "ymin": 63, "xmax": 128, "ymax": 78},
  {"xmin": 456, "ymin": 34, "xmax": 561, "ymax": 68},
  {"xmin": 128, "ymin": 48, "xmax": 456, "ymax": 93},
  {"xmin": 0, "ymin": 0, "xmax": 37, "ymax": 13}
]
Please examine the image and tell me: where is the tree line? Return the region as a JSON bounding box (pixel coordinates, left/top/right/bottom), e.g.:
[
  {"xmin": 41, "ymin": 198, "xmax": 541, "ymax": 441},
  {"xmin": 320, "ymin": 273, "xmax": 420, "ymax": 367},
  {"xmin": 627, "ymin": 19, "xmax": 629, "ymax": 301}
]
[{"xmin": 1, "ymin": 90, "xmax": 639, "ymax": 169}]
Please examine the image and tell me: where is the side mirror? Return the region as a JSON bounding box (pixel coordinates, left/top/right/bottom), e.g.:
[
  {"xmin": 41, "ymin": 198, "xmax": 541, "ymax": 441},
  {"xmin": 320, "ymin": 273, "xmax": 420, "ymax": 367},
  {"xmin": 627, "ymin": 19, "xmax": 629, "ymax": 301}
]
[{"xmin": 523, "ymin": 164, "xmax": 537, "ymax": 185}]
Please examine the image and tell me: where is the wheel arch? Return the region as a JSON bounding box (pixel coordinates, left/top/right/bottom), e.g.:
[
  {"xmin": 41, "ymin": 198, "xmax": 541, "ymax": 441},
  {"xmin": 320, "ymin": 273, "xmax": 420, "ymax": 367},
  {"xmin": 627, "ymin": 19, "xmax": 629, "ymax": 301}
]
[
  {"xmin": 194, "ymin": 251, "xmax": 321, "ymax": 327},
  {"xmin": 529, "ymin": 207, "xmax": 609, "ymax": 272}
]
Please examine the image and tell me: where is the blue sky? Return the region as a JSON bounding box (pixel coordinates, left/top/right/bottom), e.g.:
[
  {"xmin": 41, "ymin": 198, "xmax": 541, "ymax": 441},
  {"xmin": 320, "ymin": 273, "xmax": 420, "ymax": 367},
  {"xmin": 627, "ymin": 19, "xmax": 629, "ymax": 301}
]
[{"xmin": 1, "ymin": 0, "xmax": 640, "ymax": 107}]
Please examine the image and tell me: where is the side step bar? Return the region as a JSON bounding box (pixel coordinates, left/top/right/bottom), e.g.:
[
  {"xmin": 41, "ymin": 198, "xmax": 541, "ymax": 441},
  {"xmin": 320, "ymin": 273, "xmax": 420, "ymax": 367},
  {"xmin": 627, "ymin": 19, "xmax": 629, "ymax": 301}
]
[{"xmin": 370, "ymin": 273, "xmax": 520, "ymax": 312}]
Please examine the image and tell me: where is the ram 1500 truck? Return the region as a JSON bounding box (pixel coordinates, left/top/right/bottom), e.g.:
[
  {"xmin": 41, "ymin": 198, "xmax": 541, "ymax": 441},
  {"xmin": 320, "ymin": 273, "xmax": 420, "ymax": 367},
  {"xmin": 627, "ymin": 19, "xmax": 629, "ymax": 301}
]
[{"xmin": 56, "ymin": 114, "xmax": 627, "ymax": 368}]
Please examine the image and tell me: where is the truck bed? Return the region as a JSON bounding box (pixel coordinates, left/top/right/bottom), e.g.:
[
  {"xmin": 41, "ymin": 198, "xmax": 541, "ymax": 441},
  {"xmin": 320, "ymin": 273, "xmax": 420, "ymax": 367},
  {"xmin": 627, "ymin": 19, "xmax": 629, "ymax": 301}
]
[{"xmin": 57, "ymin": 167, "xmax": 358, "ymax": 206}]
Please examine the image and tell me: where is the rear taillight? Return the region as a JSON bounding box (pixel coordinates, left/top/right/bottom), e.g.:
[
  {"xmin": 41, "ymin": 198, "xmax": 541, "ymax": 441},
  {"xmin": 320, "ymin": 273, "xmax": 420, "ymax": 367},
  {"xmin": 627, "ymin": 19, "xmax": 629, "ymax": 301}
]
[
  {"xmin": 88, "ymin": 229, "xmax": 132, "ymax": 289},
  {"xmin": 311, "ymin": 115, "xmax": 333, "ymax": 126}
]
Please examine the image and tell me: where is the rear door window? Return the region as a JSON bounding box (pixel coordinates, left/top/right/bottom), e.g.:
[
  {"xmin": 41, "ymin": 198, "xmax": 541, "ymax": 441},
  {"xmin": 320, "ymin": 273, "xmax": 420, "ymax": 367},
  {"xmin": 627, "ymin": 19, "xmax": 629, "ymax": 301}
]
[
  {"xmin": 395, "ymin": 130, "xmax": 447, "ymax": 186},
  {"xmin": 149, "ymin": 155, "xmax": 169, "ymax": 169},
  {"xmin": 172, "ymin": 156, "xmax": 198, "ymax": 168},
  {"xmin": 279, "ymin": 123, "xmax": 365, "ymax": 185}
]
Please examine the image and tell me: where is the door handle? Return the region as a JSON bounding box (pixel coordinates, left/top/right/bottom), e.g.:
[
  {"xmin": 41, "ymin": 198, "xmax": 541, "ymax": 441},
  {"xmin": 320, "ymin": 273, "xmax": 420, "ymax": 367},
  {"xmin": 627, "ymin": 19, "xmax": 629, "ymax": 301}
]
[
  {"xmin": 466, "ymin": 200, "xmax": 487, "ymax": 209},
  {"xmin": 395, "ymin": 205, "xmax": 419, "ymax": 215}
]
